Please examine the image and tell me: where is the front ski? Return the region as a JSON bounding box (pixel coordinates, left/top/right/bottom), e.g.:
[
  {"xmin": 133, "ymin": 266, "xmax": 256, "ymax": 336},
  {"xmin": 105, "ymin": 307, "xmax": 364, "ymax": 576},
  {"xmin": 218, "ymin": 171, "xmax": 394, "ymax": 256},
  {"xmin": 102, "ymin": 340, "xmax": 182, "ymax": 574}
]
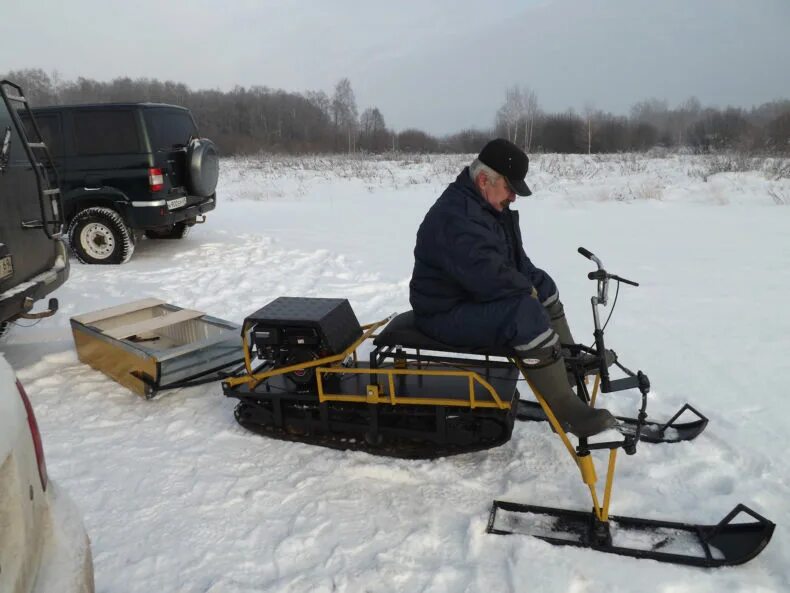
[
  {"xmin": 487, "ymin": 501, "xmax": 774, "ymax": 567},
  {"xmin": 516, "ymin": 400, "xmax": 708, "ymax": 443}
]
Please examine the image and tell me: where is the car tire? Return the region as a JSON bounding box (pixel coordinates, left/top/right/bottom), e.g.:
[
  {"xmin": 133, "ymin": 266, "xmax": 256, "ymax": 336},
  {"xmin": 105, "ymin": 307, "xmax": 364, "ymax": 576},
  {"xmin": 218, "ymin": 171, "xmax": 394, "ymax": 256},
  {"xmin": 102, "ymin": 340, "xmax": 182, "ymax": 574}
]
[
  {"xmin": 144, "ymin": 222, "xmax": 191, "ymax": 240},
  {"xmin": 186, "ymin": 138, "xmax": 219, "ymax": 197},
  {"xmin": 68, "ymin": 207, "xmax": 135, "ymax": 265}
]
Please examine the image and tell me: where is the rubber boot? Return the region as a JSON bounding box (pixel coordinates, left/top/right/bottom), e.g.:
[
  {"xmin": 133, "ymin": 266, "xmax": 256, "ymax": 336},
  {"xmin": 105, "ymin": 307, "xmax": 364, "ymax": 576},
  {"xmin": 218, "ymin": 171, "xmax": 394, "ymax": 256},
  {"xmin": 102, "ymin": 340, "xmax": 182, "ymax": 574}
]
[
  {"xmin": 524, "ymin": 357, "xmax": 617, "ymax": 438},
  {"xmin": 545, "ymin": 299, "xmax": 575, "ymax": 346},
  {"xmin": 544, "ymin": 299, "xmax": 580, "ymax": 386}
]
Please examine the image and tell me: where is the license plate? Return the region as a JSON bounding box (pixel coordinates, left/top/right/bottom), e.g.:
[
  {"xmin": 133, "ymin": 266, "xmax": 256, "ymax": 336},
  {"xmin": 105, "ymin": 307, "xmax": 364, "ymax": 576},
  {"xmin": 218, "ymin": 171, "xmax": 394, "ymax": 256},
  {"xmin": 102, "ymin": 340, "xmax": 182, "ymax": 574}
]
[
  {"xmin": 0, "ymin": 255, "xmax": 13, "ymax": 281},
  {"xmin": 167, "ymin": 197, "xmax": 187, "ymax": 210}
]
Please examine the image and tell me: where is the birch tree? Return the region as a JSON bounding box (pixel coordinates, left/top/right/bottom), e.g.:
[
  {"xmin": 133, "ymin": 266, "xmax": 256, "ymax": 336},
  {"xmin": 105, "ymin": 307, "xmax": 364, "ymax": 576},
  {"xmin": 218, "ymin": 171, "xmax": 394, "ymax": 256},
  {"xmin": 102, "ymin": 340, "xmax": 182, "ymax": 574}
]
[
  {"xmin": 495, "ymin": 86, "xmax": 523, "ymax": 144},
  {"xmin": 332, "ymin": 78, "xmax": 358, "ymax": 153},
  {"xmin": 496, "ymin": 85, "xmax": 540, "ymax": 151},
  {"xmin": 583, "ymin": 102, "xmax": 596, "ymax": 154},
  {"xmin": 522, "ymin": 88, "xmax": 539, "ymax": 152}
]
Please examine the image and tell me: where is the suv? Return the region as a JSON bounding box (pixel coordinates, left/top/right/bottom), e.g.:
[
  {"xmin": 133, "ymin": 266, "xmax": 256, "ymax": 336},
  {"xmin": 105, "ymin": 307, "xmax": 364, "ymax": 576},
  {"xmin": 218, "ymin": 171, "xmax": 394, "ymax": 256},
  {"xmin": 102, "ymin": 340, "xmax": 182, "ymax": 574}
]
[
  {"xmin": 0, "ymin": 80, "xmax": 69, "ymax": 337},
  {"xmin": 27, "ymin": 102, "xmax": 219, "ymax": 264}
]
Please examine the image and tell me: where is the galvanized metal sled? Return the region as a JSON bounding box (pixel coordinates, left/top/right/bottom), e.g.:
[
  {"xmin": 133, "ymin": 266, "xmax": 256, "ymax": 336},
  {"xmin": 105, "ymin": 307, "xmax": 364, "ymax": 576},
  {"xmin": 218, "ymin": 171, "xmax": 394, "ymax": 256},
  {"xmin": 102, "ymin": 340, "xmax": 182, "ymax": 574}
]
[{"xmin": 71, "ymin": 298, "xmax": 243, "ymax": 398}]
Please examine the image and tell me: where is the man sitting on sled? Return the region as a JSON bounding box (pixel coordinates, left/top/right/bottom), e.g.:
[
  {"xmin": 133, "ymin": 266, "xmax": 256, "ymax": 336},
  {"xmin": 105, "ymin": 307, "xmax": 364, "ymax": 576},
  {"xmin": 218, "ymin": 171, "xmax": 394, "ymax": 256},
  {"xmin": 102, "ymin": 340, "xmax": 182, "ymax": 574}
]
[{"xmin": 409, "ymin": 138, "xmax": 616, "ymax": 437}]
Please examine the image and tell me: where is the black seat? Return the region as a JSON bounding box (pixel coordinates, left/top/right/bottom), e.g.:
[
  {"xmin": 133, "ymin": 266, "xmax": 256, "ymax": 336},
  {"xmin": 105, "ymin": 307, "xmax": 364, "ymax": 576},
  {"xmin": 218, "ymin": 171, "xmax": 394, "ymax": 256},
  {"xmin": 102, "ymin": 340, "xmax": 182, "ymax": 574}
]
[{"xmin": 374, "ymin": 311, "xmax": 516, "ymax": 358}]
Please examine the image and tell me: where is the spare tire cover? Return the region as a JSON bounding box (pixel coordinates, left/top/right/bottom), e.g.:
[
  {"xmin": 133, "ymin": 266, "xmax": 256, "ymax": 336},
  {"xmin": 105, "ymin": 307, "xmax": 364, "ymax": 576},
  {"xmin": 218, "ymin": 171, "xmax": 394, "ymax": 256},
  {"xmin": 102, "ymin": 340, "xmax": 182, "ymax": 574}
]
[{"xmin": 186, "ymin": 138, "xmax": 219, "ymax": 197}]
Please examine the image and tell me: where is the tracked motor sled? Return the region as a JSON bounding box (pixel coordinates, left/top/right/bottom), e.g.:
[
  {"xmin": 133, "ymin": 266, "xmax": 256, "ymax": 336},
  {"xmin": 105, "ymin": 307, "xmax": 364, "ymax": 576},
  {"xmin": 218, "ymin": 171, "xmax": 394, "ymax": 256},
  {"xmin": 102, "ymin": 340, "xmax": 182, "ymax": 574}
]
[{"xmin": 222, "ymin": 248, "xmax": 774, "ymax": 567}]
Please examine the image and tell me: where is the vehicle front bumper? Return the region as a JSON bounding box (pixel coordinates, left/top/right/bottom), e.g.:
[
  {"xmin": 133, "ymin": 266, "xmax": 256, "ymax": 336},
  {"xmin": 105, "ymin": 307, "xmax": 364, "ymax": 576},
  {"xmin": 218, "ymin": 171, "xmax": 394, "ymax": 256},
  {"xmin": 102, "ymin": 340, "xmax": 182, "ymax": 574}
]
[
  {"xmin": 124, "ymin": 194, "xmax": 216, "ymax": 230},
  {"xmin": 0, "ymin": 240, "xmax": 69, "ymax": 324}
]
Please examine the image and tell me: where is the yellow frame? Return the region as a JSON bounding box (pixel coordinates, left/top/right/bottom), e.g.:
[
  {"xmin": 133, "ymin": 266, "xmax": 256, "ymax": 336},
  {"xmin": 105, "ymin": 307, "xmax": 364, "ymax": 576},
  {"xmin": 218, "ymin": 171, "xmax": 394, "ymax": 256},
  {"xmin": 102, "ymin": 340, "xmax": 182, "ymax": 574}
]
[
  {"xmin": 316, "ymin": 366, "xmax": 510, "ymax": 409},
  {"xmin": 225, "ymin": 316, "xmax": 511, "ymax": 411},
  {"xmin": 225, "ymin": 317, "xmax": 391, "ymax": 389}
]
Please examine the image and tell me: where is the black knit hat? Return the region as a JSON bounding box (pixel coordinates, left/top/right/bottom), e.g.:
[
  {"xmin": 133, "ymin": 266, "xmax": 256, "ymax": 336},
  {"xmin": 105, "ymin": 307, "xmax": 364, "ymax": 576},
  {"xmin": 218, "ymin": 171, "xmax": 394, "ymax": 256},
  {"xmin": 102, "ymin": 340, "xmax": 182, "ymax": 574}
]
[{"xmin": 477, "ymin": 138, "xmax": 532, "ymax": 196}]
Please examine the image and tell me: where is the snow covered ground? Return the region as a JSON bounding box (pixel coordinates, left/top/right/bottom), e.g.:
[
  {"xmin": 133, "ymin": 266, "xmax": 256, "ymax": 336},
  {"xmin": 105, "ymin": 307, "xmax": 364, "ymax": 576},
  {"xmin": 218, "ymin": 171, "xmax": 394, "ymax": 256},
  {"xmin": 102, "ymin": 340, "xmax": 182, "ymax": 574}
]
[{"xmin": 2, "ymin": 152, "xmax": 790, "ymax": 592}]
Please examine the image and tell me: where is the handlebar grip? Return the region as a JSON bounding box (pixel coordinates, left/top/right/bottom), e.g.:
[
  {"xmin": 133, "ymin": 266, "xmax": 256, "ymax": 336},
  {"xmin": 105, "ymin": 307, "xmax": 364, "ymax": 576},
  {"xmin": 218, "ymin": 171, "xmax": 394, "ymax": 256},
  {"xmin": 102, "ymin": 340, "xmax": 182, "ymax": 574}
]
[
  {"xmin": 587, "ymin": 270, "xmax": 607, "ymax": 281},
  {"xmin": 611, "ymin": 274, "xmax": 639, "ymax": 287},
  {"xmin": 578, "ymin": 247, "xmax": 594, "ymax": 259}
]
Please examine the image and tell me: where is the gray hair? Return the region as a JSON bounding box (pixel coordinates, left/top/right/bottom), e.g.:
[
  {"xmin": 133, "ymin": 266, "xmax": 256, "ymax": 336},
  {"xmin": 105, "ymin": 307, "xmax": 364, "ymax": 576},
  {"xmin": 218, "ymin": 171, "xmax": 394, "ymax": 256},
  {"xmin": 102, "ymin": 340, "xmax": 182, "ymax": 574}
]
[{"xmin": 469, "ymin": 158, "xmax": 501, "ymax": 185}]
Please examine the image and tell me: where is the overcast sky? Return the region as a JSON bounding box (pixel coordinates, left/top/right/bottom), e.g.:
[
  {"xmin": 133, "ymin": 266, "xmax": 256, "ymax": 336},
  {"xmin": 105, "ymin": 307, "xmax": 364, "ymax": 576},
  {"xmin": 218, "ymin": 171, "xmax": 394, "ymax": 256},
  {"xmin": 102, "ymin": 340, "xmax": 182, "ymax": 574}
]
[{"xmin": 3, "ymin": 0, "xmax": 789, "ymax": 134}]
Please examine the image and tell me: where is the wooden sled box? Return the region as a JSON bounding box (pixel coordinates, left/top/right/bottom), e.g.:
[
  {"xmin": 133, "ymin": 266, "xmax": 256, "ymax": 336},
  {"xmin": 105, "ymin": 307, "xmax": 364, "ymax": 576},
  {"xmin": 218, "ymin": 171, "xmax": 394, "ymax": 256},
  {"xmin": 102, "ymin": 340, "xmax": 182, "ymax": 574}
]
[{"xmin": 71, "ymin": 298, "xmax": 242, "ymax": 398}]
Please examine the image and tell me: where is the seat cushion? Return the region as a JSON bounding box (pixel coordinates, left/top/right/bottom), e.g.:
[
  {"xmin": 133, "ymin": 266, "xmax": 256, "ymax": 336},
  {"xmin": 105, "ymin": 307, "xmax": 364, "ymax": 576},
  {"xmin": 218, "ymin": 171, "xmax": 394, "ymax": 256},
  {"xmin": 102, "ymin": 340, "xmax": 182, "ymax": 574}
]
[{"xmin": 374, "ymin": 311, "xmax": 515, "ymax": 357}]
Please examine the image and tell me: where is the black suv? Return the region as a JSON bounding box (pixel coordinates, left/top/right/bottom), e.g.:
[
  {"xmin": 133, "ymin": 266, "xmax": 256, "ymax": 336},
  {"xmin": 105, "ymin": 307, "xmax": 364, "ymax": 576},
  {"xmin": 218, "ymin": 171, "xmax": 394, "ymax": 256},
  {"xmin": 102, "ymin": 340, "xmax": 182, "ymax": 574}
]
[
  {"xmin": 26, "ymin": 102, "xmax": 219, "ymax": 264},
  {"xmin": 0, "ymin": 80, "xmax": 68, "ymax": 337}
]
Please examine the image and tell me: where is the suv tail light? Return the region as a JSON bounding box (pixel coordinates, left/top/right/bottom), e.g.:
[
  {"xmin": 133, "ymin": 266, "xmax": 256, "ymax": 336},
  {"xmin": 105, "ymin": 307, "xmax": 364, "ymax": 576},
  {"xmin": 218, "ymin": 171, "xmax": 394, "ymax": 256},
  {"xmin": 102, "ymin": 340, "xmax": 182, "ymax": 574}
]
[
  {"xmin": 17, "ymin": 379, "xmax": 48, "ymax": 491},
  {"xmin": 148, "ymin": 167, "xmax": 164, "ymax": 192}
]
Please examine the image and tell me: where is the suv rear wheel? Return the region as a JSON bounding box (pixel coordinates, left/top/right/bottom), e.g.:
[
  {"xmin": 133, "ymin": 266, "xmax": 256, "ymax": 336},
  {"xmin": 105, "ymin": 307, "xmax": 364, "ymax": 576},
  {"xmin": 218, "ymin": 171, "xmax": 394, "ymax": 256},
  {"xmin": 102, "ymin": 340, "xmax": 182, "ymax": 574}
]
[{"xmin": 68, "ymin": 207, "xmax": 135, "ymax": 265}]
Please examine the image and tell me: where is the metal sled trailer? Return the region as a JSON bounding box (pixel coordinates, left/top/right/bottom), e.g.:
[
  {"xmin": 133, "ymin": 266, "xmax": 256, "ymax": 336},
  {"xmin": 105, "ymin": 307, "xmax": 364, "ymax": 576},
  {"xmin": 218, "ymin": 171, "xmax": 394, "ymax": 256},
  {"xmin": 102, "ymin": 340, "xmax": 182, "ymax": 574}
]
[{"xmin": 71, "ymin": 298, "xmax": 242, "ymax": 397}]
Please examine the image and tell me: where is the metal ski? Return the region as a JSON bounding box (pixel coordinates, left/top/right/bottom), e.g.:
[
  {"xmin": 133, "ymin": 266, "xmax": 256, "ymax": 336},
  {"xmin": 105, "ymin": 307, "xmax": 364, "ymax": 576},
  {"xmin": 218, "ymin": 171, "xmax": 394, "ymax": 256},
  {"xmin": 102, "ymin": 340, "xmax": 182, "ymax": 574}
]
[
  {"xmin": 516, "ymin": 400, "xmax": 708, "ymax": 443},
  {"xmin": 487, "ymin": 501, "xmax": 774, "ymax": 568}
]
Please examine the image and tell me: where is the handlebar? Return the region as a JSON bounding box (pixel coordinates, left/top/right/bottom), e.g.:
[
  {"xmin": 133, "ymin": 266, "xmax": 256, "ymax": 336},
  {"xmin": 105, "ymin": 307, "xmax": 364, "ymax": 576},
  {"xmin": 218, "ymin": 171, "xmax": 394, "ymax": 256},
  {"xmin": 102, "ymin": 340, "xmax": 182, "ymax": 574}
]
[
  {"xmin": 575, "ymin": 248, "xmax": 650, "ymax": 453},
  {"xmin": 578, "ymin": 246, "xmax": 639, "ymax": 308}
]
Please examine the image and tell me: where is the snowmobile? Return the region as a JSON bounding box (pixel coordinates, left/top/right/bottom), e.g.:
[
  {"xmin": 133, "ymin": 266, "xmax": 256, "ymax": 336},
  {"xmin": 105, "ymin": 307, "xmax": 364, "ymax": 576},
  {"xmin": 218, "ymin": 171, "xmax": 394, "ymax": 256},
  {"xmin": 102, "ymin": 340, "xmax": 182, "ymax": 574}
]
[{"xmin": 221, "ymin": 247, "xmax": 774, "ymax": 567}]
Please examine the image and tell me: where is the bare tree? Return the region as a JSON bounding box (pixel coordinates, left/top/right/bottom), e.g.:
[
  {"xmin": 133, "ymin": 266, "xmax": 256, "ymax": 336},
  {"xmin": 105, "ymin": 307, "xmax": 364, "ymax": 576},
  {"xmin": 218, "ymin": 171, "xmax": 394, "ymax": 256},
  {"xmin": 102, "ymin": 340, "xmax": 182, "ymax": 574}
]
[
  {"xmin": 630, "ymin": 98, "xmax": 673, "ymax": 145},
  {"xmin": 495, "ymin": 85, "xmax": 540, "ymax": 152},
  {"xmin": 769, "ymin": 111, "xmax": 790, "ymax": 153},
  {"xmin": 670, "ymin": 96, "xmax": 701, "ymax": 147},
  {"xmin": 583, "ymin": 102, "xmax": 596, "ymax": 154},
  {"xmin": 359, "ymin": 107, "xmax": 388, "ymax": 152},
  {"xmin": 397, "ymin": 128, "xmax": 438, "ymax": 152},
  {"xmin": 306, "ymin": 90, "xmax": 331, "ymax": 119},
  {"xmin": 332, "ymin": 78, "xmax": 358, "ymax": 153},
  {"xmin": 495, "ymin": 86, "xmax": 523, "ymax": 144},
  {"xmin": 522, "ymin": 88, "xmax": 539, "ymax": 152},
  {"xmin": 3, "ymin": 68, "xmax": 60, "ymax": 105}
]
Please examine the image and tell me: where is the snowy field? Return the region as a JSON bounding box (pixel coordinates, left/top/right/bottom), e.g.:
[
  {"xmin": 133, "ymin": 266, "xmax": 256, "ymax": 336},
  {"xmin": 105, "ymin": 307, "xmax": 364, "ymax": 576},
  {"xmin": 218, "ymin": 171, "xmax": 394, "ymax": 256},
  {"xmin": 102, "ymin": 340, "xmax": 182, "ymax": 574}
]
[{"xmin": 3, "ymin": 152, "xmax": 790, "ymax": 592}]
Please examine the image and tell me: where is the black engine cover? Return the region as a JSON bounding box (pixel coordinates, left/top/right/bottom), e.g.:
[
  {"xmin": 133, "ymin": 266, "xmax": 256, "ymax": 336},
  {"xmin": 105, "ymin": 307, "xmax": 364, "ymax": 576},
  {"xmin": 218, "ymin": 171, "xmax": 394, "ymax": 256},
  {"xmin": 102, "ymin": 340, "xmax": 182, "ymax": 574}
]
[{"xmin": 246, "ymin": 297, "xmax": 362, "ymax": 356}]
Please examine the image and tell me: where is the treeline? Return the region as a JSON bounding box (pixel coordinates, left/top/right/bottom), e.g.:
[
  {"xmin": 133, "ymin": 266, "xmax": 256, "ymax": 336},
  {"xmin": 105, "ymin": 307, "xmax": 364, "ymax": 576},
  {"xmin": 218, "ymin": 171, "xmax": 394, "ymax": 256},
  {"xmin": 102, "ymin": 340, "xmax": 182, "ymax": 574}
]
[
  {"xmin": 4, "ymin": 69, "xmax": 790, "ymax": 155},
  {"xmin": 494, "ymin": 87, "xmax": 790, "ymax": 155}
]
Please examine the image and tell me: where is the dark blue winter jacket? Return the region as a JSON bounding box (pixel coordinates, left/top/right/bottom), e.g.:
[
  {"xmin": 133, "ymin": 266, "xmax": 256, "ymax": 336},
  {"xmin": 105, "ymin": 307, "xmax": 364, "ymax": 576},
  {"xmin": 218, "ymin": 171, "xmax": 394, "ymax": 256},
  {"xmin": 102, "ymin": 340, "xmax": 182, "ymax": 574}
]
[{"xmin": 409, "ymin": 168, "xmax": 558, "ymax": 348}]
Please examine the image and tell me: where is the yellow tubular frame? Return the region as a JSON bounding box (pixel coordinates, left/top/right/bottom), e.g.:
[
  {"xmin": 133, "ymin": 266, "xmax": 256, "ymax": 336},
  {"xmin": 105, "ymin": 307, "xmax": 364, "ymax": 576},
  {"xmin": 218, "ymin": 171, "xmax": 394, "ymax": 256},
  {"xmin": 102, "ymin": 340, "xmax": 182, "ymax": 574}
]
[
  {"xmin": 316, "ymin": 366, "xmax": 509, "ymax": 409},
  {"xmin": 225, "ymin": 316, "xmax": 509, "ymax": 410},
  {"xmin": 513, "ymin": 358, "xmax": 619, "ymax": 523},
  {"xmin": 225, "ymin": 317, "xmax": 392, "ymax": 389},
  {"xmin": 589, "ymin": 374, "xmax": 601, "ymax": 407}
]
